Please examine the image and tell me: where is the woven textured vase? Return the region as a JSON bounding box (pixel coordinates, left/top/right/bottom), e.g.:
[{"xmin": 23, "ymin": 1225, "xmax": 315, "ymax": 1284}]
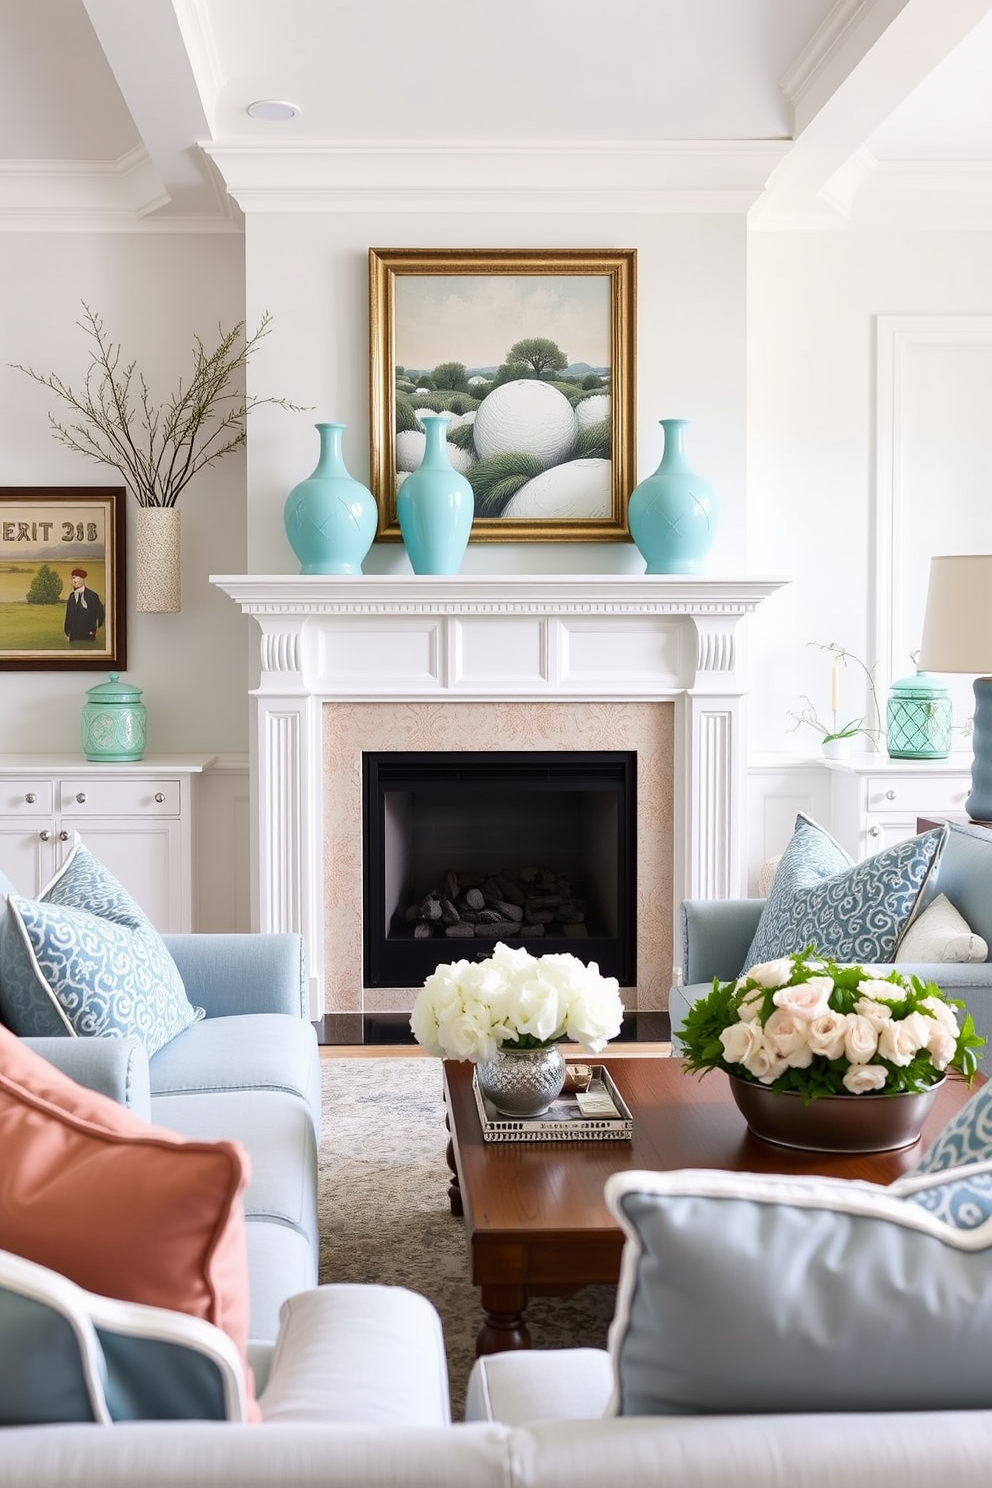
[
  {"xmin": 135, "ymin": 507, "xmax": 181, "ymax": 613},
  {"xmin": 477, "ymin": 1045, "xmax": 567, "ymax": 1118}
]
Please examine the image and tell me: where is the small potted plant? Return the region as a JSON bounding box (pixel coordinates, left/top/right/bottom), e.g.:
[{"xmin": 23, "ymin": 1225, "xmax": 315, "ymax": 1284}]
[{"xmin": 788, "ymin": 641, "xmax": 883, "ymax": 757}]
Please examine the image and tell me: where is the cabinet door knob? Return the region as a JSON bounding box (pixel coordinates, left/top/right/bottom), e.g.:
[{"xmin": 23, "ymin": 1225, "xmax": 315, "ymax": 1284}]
[
  {"xmin": 868, "ymin": 825, "xmax": 881, "ymax": 836},
  {"xmin": 154, "ymin": 792, "xmax": 165, "ymax": 804},
  {"xmin": 39, "ymin": 830, "xmax": 50, "ymax": 842},
  {"xmin": 885, "ymin": 790, "xmax": 896, "ymax": 801},
  {"xmin": 75, "ymin": 792, "xmax": 87, "ymax": 804},
  {"xmin": 24, "ymin": 792, "xmax": 37, "ymax": 804},
  {"xmin": 59, "ymin": 830, "xmax": 71, "ymax": 842}
]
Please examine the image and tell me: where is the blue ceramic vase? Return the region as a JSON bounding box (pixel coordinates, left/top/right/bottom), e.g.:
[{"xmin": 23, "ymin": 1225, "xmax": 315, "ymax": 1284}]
[
  {"xmin": 397, "ymin": 413, "xmax": 474, "ymax": 575},
  {"xmin": 284, "ymin": 422, "xmax": 377, "ymax": 575},
  {"xmin": 628, "ymin": 418, "xmax": 718, "ymax": 575}
]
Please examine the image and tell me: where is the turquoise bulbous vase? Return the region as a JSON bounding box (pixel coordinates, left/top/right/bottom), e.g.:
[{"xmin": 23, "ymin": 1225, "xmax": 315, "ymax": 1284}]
[
  {"xmin": 284, "ymin": 422, "xmax": 378, "ymax": 575},
  {"xmin": 397, "ymin": 413, "xmax": 474, "ymax": 575},
  {"xmin": 627, "ymin": 418, "xmax": 718, "ymax": 575}
]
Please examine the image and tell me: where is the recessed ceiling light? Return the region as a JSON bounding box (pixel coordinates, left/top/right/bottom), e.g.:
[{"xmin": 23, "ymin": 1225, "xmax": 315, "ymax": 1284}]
[{"xmin": 247, "ymin": 99, "xmax": 301, "ymax": 122}]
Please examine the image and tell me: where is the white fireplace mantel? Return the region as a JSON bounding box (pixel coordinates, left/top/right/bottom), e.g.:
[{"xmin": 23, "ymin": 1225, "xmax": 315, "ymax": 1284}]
[{"xmin": 212, "ymin": 573, "xmax": 787, "ymax": 1018}]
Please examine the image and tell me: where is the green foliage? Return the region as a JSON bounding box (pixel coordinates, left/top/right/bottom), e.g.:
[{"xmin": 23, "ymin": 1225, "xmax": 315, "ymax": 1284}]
[
  {"xmin": 493, "ymin": 362, "xmax": 535, "ymax": 387},
  {"xmin": 447, "ymin": 422, "xmax": 477, "ymax": 453},
  {"xmin": 395, "ymin": 391, "xmax": 422, "ymax": 434},
  {"xmin": 575, "ymin": 420, "xmax": 610, "ymax": 460},
  {"xmin": 431, "ymin": 361, "xmax": 469, "ymax": 394},
  {"xmin": 405, "ymin": 392, "xmax": 480, "ymax": 419},
  {"xmin": 12, "ymin": 304, "xmax": 305, "ymax": 508},
  {"xmin": 26, "ymin": 563, "xmax": 63, "ymax": 605},
  {"xmin": 467, "ymin": 453, "xmax": 544, "ymax": 517},
  {"xmin": 506, "ymin": 337, "xmax": 568, "ymax": 378},
  {"xmin": 680, "ymin": 947, "xmax": 985, "ymax": 1102},
  {"xmin": 581, "ymin": 374, "xmax": 602, "ymax": 390}
]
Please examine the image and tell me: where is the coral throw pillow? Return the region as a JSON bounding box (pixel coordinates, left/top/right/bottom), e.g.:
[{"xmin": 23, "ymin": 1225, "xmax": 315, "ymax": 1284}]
[{"xmin": 0, "ymin": 1025, "xmax": 259, "ymax": 1421}]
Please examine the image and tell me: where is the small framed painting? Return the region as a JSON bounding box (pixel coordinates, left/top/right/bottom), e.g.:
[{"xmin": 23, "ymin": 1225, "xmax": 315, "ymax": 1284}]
[
  {"xmin": 0, "ymin": 487, "xmax": 127, "ymax": 669},
  {"xmin": 369, "ymin": 247, "xmax": 636, "ymax": 543}
]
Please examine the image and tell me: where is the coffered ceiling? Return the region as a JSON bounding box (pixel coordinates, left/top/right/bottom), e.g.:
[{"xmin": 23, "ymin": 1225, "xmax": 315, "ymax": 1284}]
[{"xmin": 1, "ymin": 0, "xmax": 991, "ymax": 229}]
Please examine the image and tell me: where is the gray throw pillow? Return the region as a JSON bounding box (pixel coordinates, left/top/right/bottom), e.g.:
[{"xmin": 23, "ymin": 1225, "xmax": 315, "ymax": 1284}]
[{"xmin": 605, "ymin": 1160, "xmax": 992, "ymax": 1417}]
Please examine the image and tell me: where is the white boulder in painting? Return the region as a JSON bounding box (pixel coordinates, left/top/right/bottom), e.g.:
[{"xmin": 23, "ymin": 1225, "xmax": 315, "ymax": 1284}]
[
  {"xmin": 501, "ymin": 458, "xmax": 611, "ymax": 519},
  {"xmin": 472, "ymin": 380, "xmax": 577, "ymax": 468}
]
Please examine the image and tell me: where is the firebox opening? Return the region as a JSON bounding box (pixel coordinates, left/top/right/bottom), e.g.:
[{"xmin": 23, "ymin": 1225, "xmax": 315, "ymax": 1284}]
[{"xmin": 362, "ymin": 751, "xmax": 636, "ymax": 988}]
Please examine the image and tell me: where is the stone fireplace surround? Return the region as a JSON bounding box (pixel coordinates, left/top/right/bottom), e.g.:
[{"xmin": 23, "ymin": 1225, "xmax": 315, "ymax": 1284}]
[{"xmin": 212, "ymin": 574, "xmax": 784, "ymax": 1024}]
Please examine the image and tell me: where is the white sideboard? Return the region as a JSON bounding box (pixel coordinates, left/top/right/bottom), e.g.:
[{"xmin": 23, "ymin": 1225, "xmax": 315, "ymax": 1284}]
[
  {"xmin": 0, "ymin": 755, "xmax": 214, "ymax": 932},
  {"xmin": 747, "ymin": 751, "xmax": 973, "ymax": 887},
  {"xmin": 823, "ymin": 752, "xmax": 971, "ymax": 859}
]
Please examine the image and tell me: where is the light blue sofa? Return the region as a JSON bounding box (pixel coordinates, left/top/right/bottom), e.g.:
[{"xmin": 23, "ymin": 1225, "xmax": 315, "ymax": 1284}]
[
  {"xmin": 669, "ymin": 819, "xmax": 992, "ymax": 1061},
  {"xmin": 8, "ymin": 927, "xmax": 322, "ymax": 1350}
]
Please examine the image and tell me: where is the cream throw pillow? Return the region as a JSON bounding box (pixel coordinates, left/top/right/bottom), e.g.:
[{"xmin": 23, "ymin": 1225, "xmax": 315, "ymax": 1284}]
[{"xmin": 897, "ymin": 893, "xmax": 988, "ymax": 963}]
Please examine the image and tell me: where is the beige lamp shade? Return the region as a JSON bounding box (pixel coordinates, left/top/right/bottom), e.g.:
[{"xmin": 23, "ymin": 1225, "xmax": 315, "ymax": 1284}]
[{"xmin": 918, "ymin": 555, "xmax": 992, "ymax": 677}]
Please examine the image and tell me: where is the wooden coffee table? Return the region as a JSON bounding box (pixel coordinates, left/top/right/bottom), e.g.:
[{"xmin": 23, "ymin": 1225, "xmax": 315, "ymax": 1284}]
[{"xmin": 443, "ymin": 1055, "xmax": 979, "ymax": 1355}]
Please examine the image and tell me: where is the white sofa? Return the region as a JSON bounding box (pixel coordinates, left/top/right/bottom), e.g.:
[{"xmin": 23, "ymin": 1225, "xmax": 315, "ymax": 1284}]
[{"xmin": 5, "ymin": 1331, "xmax": 992, "ymax": 1488}]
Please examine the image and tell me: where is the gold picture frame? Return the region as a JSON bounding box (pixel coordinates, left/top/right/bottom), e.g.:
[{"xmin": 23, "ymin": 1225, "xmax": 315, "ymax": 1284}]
[
  {"xmin": 0, "ymin": 487, "xmax": 126, "ymax": 670},
  {"xmin": 369, "ymin": 248, "xmax": 636, "ymax": 543}
]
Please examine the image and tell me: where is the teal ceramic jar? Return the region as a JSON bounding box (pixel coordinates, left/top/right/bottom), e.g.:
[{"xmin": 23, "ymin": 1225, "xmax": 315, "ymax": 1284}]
[
  {"xmin": 886, "ymin": 668, "xmax": 952, "ymax": 760},
  {"xmin": 82, "ymin": 674, "xmax": 147, "ymax": 762},
  {"xmin": 284, "ymin": 422, "xmax": 378, "ymax": 575},
  {"xmin": 628, "ymin": 418, "xmax": 718, "ymax": 574},
  {"xmin": 397, "ymin": 413, "xmax": 474, "ymax": 575}
]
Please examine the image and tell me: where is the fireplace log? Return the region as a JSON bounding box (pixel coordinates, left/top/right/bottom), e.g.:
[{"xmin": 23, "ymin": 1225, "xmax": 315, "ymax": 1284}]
[{"xmin": 472, "ymin": 920, "xmax": 522, "ymax": 939}]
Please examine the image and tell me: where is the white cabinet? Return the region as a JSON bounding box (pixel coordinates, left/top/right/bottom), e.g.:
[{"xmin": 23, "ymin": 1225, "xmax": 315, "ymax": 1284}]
[
  {"xmin": 0, "ymin": 755, "xmax": 214, "ymax": 932},
  {"xmin": 822, "ymin": 752, "xmax": 971, "ymax": 861}
]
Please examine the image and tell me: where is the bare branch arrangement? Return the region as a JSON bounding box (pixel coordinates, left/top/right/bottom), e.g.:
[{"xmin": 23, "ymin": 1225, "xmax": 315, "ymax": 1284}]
[{"xmin": 13, "ymin": 304, "xmax": 303, "ymax": 507}]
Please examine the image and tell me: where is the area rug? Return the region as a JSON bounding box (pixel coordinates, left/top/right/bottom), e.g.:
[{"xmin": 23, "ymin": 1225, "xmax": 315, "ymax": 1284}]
[{"xmin": 317, "ymin": 1056, "xmax": 619, "ymax": 1419}]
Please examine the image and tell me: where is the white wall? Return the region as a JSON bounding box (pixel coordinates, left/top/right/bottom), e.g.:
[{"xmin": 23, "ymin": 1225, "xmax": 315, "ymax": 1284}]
[
  {"xmin": 238, "ymin": 211, "xmax": 748, "ymax": 578},
  {"xmin": 747, "ymin": 228, "xmax": 992, "ymax": 759},
  {"xmin": 0, "ymin": 232, "xmax": 251, "ymax": 755}
]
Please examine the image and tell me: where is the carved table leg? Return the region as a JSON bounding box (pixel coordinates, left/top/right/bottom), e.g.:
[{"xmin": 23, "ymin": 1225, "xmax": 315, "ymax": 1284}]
[
  {"xmin": 476, "ymin": 1285, "xmax": 532, "ymax": 1356},
  {"xmin": 445, "ymin": 1132, "xmax": 463, "ymax": 1217}
]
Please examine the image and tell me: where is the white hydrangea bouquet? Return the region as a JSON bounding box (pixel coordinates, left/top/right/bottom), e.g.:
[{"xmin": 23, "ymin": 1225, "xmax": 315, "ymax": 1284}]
[
  {"xmin": 410, "ymin": 940, "xmax": 624, "ymax": 1062},
  {"xmin": 681, "ymin": 948, "xmax": 984, "ymax": 1100}
]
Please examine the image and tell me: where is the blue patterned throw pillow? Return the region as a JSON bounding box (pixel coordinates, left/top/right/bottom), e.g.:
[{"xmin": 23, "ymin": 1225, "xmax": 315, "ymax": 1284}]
[
  {"xmin": 742, "ymin": 813, "xmax": 947, "ymax": 970},
  {"xmin": 897, "ymin": 1081, "xmax": 992, "ymax": 1231},
  {"xmin": 0, "ymin": 844, "xmax": 203, "ymax": 1057}
]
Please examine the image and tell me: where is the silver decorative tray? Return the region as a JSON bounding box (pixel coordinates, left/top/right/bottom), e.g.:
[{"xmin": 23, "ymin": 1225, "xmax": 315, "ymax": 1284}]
[{"xmin": 472, "ymin": 1064, "xmax": 633, "ymax": 1142}]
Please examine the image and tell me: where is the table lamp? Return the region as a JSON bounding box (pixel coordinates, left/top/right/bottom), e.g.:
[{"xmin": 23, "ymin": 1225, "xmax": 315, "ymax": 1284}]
[{"xmin": 918, "ymin": 554, "xmax": 992, "ymax": 821}]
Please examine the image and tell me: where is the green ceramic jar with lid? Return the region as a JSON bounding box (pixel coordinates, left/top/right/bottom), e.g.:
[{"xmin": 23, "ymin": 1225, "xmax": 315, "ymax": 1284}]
[
  {"xmin": 81, "ymin": 673, "xmax": 147, "ymax": 762},
  {"xmin": 886, "ymin": 666, "xmax": 951, "ymax": 760}
]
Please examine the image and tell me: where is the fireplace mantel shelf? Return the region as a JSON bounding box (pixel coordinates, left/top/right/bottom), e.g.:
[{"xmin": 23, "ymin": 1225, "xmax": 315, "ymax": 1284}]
[
  {"xmin": 212, "ymin": 571, "xmax": 788, "ymax": 1019},
  {"xmin": 212, "ymin": 572, "xmax": 786, "ymax": 615}
]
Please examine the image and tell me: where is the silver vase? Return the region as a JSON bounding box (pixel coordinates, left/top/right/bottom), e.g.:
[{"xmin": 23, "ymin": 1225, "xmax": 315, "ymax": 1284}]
[{"xmin": 477, "ymin": 1045, "xmax": 567, "ymax": 1118}]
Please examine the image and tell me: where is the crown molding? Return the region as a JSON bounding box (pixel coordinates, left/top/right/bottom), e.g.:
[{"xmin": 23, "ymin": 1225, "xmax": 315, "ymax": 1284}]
[
  {"xmin": 752, "ymin": 152, "xmax": 992, "ymax": 231},
  {"xmin": 0, "ymin": 145, "xmax": 241, "ymax": 233},
  {"xmin": 202, "ymin": 139, "xmax": 788, "ymax": 214}
]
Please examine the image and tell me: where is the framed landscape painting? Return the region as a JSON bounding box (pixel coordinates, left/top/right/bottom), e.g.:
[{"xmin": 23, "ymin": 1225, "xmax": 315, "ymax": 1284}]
[
  {"xmin": 369, "ymin": 248, "xmax": 636, "ymax": 543},
  {"xmin": 0, "ymin": 487, "xmax": 126, "ymax": 670}
]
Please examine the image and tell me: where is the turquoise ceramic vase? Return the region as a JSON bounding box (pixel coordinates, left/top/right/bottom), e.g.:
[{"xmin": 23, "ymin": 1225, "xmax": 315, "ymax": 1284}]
[
  {"xmin": 627, "ymin": 418, "xmax": 718, "ymax": 575},
  {"xmin": 284, "ymin": 422, "xmax": 377, "ymax": 575},
  {"xmin": 397, "ymin": 413, "xmax": 474, "ymax": 575}
]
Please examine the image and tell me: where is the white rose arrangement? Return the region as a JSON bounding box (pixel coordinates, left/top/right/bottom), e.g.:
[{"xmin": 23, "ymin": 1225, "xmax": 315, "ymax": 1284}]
[
  {"xmin": 681, "ymin": 948, "xmax": 984, "ymax": 1100},
  {"xmin": 409, "ymin": 940, "xmax": 624, "ymax": 1062}
]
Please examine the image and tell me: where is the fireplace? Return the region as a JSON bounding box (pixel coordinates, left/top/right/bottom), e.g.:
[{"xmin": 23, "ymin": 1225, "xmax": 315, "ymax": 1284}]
[
  {"xmin": 211, "ymin": 573, "xmax": 786, "ymax": 1027},
  {"xmin": 362, "ymin": 750, "xmax": 637, "ymax": 987}
]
